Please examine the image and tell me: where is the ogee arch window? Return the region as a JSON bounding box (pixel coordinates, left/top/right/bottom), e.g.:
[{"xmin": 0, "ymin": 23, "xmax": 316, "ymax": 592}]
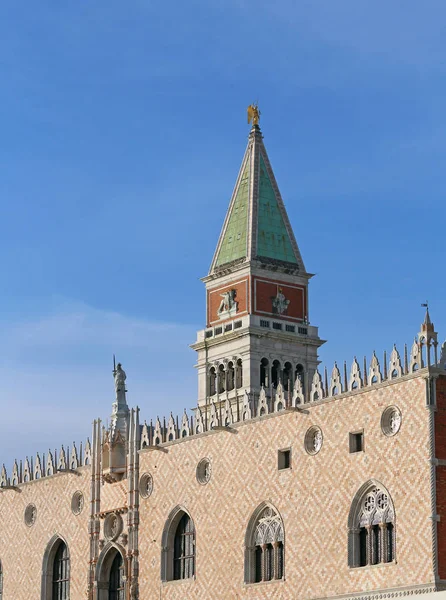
[
  {"xmin": 348, "ymin": 481, "xmax": 395, "ymax": 568},
  {"xmin": 245, "ymin": 505, "xmax": 284, "ymax": 583}
]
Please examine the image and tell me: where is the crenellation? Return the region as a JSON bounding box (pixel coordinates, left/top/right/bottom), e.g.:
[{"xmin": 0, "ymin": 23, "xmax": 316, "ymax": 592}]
[
  {"xmin": 310, "ymin": 369, "xmax": 324, "ymax": 401},
  {"xmin": 349, "ymin": 357, "xmax": 363, "ymax": 391},
  {"xmin": 166, "ymin": 413, "xmax": 176, "ymax": 442},
  {"xmin": 369, "ymin": 351, "xmax": 383, "ymax": 384},
  {"xmin": 46, "ymin": 450, "xmax": 54, "ymax": 476},
  {"xmin": 389, "ymin": 344, "xmax": 403, "ymax": 379},
  {"xmin": 410, "ymin": 338, "xmax": 421, "ymax": 372},
  {"xmin": 0, "ymin": 437, "xmax": 91, "ymax": 487},
  {"xmin": 58, "ymin": 445, "xmax": 67, "ymax": 471},
  {"xmin": 3, "ymin": 339, "xmax": 444, "ymax": 484}
]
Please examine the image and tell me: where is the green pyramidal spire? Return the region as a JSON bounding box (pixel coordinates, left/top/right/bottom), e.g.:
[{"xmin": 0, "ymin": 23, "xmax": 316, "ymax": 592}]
[{"xmin": 210, "ymin": 123, "xmax": 306, "ymax": 274}]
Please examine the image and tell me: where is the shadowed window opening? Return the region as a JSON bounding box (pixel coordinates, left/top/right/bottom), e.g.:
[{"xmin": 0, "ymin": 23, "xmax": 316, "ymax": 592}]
[
  {"xmin": 109, "ymin": 552, "xmax": 125, "ymax": 600},
  {"xmin": 174, "ymin": 513, "xmax": 195, "ymax": 580},
  {"xmin": 52, "ymin": 542, "xmax": 69, "ymax": 600}
]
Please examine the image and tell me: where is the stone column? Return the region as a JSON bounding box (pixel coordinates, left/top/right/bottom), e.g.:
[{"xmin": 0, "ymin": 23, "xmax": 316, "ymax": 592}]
[
  {"xmin": 380, "ymin": 522, "xmax": 388, "ymax": 564},
  {"xmin": 261, "ymin": 543, "xmax": 268, "ymax": 582},
  {"xmin": 366, "ymin": 525, "xmax": 373, "ymax": 566}
]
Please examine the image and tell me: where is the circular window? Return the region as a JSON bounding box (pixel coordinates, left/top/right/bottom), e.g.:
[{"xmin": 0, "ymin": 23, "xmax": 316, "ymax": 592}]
[
  {"xmin": 139, "ymin": 473, "xmax": 154, "ymax": 499},
  {"xmin": 381, "ymin": 406, "xmax": 402, "ymax": 437},
  {"xmin": 104, "ymin": 512, "xmax": 123, "ymax": 541},
  {"xmin": 196, "ymin": 458, "xmax": 212, "ymax": 485},
  {"xmin": 304, "ymin": 426, "xmax": 323, "ymax": 455},
  {"xmin": 24, "ymin": 503, "xmax": 37, "ymax": 527},
  {"xmin": 71, "ymin": 491, "xmax": 84, "ymax": 515}
]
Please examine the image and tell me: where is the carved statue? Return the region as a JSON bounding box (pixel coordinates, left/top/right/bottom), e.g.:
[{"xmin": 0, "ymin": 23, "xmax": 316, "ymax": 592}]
[
  {"xmin": 114, "ymin": 363, "xmax": 126, "ymax": 394},
  {"xmin": 272, "ymin": 287, "xmax": 290, "ymax": 315},
  {"xmin": 247, "ymin": 104, "xmax": 261, "ymax": 126},
  {"xmin": 217, "ymin": 289, "xmax": 238, "ymax": 316}
]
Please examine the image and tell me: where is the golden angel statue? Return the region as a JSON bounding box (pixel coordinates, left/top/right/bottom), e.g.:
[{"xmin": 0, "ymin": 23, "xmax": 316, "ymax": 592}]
[{"xmin": 247, "ymin": 104, "xmax": 260, "ymax": 126}]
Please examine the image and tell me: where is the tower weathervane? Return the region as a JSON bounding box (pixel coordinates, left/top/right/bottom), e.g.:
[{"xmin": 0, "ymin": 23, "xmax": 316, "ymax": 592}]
[{"xmin": 247, "ymin": 103, "xmax": 261, "ymax": 126}]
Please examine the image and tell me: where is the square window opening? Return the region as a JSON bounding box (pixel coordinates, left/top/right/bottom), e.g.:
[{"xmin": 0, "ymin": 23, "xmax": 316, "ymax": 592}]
[
  {"xmin": 278, "ymin": 448, "xmax": 291, "ymax": 470},
  {"xmin": 349, "ymin": 431, "xmax": 364, "ymax": 453}
]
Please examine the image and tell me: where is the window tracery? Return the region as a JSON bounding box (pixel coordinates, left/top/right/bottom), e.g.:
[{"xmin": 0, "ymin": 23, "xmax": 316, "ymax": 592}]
[
  {"xmin": 348, "ymin": 482, "xmax": 395, "ymax": 568},
  {"xmin": 245, "ymin": 505, "xmax": 284, "ymax": 583}
]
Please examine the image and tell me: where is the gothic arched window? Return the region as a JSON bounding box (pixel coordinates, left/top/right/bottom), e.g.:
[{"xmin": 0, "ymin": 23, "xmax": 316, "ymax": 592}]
[
  {"xmin": 41, "ymin": 536, "xmax": 70, "ymax": 600},
  {"xmin": 109, "ymin": 552, "xmax": 125, "ymax": 600},
  {"xmin": 245, "ymin": 505, "xmax": 284, "ymax": 583},
  {"xmin": 52, "ymin": 541, "xmax": 70, "ymax": 600},
  {"xmin": 161, "ymin": 507, "xmax": 196, "ymax": 582},
  {"xmin": 174, "ymin": 513, "xmax": 195, "ymax": 580},
  {"xmin": 348, "ymin": 481, "xmax": 395, "ymax": 568}
]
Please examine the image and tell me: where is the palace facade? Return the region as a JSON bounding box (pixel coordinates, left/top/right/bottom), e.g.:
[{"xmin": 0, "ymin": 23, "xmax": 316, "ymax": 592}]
[{"xmin": 1, "ymin": 117, "xmax": 446, "ymax": 600}]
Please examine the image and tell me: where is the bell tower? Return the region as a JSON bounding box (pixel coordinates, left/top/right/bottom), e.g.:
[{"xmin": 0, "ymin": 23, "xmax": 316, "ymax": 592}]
[{"xmin": 192, "ymin": 107, "xmax": 325, "ymax": 418}]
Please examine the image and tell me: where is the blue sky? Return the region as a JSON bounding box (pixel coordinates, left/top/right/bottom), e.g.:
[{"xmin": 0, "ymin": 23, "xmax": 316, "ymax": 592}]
[{"xmin": 1, "ymin": 1, "xmax": 446, "ymax": 468}]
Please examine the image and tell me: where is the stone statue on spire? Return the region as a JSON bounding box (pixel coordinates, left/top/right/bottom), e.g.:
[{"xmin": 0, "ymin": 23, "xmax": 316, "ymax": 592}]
[
  {"xmin": 114, "ymin": 362, "xmax": 127, "ymax": 397},
  {"xmin": 111, "ymin": 359, "xmax": 129, "ymax": 439}
]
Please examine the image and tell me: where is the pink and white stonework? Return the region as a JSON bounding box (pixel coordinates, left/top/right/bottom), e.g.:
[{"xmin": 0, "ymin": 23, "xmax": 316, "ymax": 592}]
[{"xmin": 1, "ymin": 121, "xmax": 446, "ymax": 600}]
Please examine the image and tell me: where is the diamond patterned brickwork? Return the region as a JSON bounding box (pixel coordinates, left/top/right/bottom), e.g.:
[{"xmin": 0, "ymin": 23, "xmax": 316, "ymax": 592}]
[
  {"xmin": 0, "ymin": 467, "xmax": 90, "ymax": 600},
  {"xmin": 435, "ymin": 375, "xmax": 446, "ymax": 579},
  {"xmin": 138, "ymin": 376, "xmax": 435, "ymax": 599},
  {"xmin": 100, "ymin": 479, "xmax": 127, "ymax": 513},
  {"xmin": 0, "ymin": 375, "xmax": 439, "ymax": 599}
]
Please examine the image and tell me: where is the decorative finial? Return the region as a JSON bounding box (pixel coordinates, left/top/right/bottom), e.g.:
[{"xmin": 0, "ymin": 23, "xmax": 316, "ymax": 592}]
[
  {"xmin": 421, "ymin": 302, "xmax": 432, "ymax": 327},
  {"xmin": 113, "ymin": 354, "xmax": 116, "ymax": 374},
  {"xmin": 247, "ymin": 103, "xmax": 261, "ymax": 127}
]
